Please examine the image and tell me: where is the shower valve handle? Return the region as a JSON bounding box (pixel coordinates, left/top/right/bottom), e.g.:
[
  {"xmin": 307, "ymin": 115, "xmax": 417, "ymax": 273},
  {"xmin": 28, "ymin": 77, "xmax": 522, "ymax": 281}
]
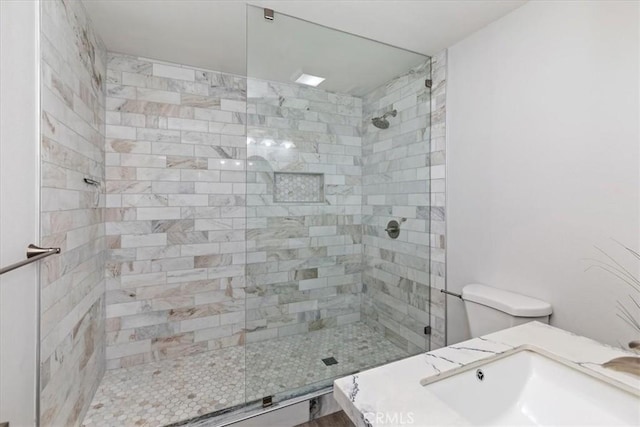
[{"xmin": 385, "ymin": 220, "xmax": 401, "ymax": 239}]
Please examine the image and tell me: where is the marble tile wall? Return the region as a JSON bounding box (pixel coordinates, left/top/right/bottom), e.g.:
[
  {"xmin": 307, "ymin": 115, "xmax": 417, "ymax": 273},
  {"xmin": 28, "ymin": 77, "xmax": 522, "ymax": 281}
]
[
  {"xmin": 360, "ymin": 60, "xmax": 434, "ymax": 353},
  {"xmin": 429, "ymin": 51, "xmax": 447, "ymax": 349},
  {"xmin": 244, "ymin": 79, "xmax": 363, "ymax": 343},
  {"xmin": 103, "ymin": 54, "xmax": 247, "ymax": 368},
  {"xmin": 39, "ymin": 0, "xmax": 107, "ymax": 425},
  {"xmin": 103, "ymin": 55, "xmax": 439, "ymax": 360},
  {"xmin": 37, "ymin": 3, "xmax": 443, "ymax": 419}
]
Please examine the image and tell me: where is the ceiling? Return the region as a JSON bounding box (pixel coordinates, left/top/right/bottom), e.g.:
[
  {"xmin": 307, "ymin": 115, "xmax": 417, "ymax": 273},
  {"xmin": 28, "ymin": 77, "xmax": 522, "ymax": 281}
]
[{"xmin": 83, "ymin": 0, "xmax": 526, "ymax": 94}]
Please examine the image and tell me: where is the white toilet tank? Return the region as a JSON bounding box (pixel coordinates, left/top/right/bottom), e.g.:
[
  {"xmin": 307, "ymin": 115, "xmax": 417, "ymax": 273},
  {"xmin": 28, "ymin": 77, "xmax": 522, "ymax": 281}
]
[{"xmin": 462, "ymin": 284, "xmax": 552, "ymax": 337}]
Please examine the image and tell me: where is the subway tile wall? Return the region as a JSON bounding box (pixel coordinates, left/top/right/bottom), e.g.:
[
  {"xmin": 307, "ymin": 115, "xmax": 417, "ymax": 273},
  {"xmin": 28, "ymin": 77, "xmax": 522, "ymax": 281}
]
[
  {"xmin": 244, "ymin": 79, "xmax": 363, "ymax": 343},
  {"xmin": 39, "ymin": 0, "xmax": 107, "ymax": 425},
  {"xmin": 37, "ymin": 3, "xmax": 447, "ymax": 420},
  {"xmin": 85, "ymin": 49, "xmax": 445, "ymax": 372},
  {"xmin": 102, "ymin": 54, "xmax": 445, "ymax": 365},
  {"xmin": 103, "ymin": 54, "xmax": 248, "ymax": 368},
  {"xmin": 103, "ymin": 58, "xmax": 368, "ymax": 364},
  {"xmin": 360, "ymin": 60, "xmax": 434, "ymax": 353}
]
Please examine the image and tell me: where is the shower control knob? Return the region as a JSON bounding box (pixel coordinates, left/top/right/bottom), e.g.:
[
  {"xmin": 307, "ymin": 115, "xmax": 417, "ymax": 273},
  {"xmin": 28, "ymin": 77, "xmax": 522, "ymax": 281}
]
[{"xmin": 385, "ymin": 220, "xmax": 400, "ymax": 239}]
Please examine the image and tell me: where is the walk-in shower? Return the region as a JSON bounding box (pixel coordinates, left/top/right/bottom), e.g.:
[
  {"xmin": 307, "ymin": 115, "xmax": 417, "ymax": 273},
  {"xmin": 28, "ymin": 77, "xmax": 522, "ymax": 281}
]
[{"xmin": 37, "ymin": 2, "xmax": 439, "ymax": 425}]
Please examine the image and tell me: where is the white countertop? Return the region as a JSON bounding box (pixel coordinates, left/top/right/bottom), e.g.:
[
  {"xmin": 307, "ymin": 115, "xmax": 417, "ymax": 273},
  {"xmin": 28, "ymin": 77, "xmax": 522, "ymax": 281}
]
[{"xmin": 333, "ymin": 321, "xmax": 640, "ymax": 426}]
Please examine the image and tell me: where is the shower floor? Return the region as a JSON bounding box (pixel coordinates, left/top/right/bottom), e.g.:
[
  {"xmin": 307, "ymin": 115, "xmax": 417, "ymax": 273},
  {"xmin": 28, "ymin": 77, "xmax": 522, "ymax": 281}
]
[{"xmin": 82, "ymin": 322, "xmax": 408, "ymax": 427}]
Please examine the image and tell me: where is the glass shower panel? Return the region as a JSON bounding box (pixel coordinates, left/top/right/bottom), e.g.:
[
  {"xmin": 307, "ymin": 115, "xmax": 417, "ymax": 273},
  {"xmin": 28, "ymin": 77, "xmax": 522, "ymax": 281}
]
[
  {"xmin": 245, "ymin": 5, "xmax": 432, "ymax": 404},
  {"xmin": 427, "ymin": 51, "xmax": 446, "ymax": 352}
]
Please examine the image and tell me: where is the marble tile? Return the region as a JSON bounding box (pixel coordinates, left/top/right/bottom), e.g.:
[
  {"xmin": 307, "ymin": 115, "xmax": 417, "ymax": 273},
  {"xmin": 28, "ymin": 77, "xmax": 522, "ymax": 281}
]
[
  {"xmin": 245, "ymin": 77, "xmax": 364, "ymax": 344},
  {"xmin": 104, "ymin": 54, "xmax": 248, "ymax": 368},
  {"xmin": 82, "ymin": 322, "xmax": 407, "ymax": 427},
  {"xmin": 40, "ymin": 0, "xmax": 107, "ymax": 425},
  {"xmin": 334, "ymin": 322, "xmax": 640, "ymax": 427},
  {"xmin": 97, "ymin": 45, "xmax": 440, "ymax": 422},
  {"xmin": 361, "ymin": 58, "xmax": 440, "ymax": 352}
]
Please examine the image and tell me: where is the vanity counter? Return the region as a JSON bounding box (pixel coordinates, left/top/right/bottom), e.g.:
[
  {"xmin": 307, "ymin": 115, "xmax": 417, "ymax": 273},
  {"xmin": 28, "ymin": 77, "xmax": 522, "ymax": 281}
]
[{"xmin": 333, "ymin": 321, "xmax": 640, "ymax": 426}]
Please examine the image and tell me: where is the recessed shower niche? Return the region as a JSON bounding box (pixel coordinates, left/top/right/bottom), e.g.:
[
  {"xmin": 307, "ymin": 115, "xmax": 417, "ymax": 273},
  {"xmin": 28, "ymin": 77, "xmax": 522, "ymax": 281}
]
[{"xmin": 274, "ymin": 172, "xmax": 324, "ymax": 203}]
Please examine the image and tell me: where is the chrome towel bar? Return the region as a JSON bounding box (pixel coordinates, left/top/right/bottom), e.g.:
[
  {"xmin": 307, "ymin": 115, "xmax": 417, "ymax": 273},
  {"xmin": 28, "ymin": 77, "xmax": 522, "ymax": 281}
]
[{"xmin": 0, "ymin": 244, "xmax": 60, "ymax": 276}]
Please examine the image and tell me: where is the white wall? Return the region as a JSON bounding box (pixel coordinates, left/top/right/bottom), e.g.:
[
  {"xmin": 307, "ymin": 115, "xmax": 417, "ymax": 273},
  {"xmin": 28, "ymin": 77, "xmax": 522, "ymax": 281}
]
[
  {"xmin": 0, "ymin": 1, "xmax": 40, "ymax": 425},
  {"xmin": 446, "ymin": 1, "xmax": 639, "ymax": 347}
]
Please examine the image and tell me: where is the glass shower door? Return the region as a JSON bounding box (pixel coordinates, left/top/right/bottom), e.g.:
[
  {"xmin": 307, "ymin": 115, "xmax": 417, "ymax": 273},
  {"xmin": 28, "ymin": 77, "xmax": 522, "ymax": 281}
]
[{"xmin": 244, "ymin": 5, "xmax": 432, "ymax": 405}]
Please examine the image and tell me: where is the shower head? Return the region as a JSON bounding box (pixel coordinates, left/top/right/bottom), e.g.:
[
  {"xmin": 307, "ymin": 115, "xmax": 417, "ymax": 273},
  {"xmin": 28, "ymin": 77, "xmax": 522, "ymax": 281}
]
[
  {"xmin": 371, "ymin": 116, "xmax": 390, "ymax": 129},
  {"xmin": 371, "ymin": 109, "xmax": 397, "ymax": 129}
]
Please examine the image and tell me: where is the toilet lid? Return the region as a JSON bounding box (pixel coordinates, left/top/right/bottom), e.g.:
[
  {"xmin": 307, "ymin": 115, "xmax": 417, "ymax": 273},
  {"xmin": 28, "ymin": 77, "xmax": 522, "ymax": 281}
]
[{"xmin": 462, "ymin": 284, "xmax": 552, "ymax": 317}]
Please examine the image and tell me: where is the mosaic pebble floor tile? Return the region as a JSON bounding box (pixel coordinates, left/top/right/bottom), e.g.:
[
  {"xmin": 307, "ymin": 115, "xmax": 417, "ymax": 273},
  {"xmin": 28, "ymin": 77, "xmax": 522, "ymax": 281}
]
[
  {"xmin": 245, "ymin": 322, "xmax": 408, "ymax": 401},
  {"xmin": 83, "ymin": 323, "xmax": 408, "ymax": 427}
]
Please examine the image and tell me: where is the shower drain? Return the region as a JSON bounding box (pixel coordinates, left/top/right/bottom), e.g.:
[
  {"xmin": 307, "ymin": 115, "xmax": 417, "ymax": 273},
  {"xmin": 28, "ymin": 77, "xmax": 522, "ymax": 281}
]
[{"xmin": 322, "ymin": 357, "xmax": 338, "ymax": 366}]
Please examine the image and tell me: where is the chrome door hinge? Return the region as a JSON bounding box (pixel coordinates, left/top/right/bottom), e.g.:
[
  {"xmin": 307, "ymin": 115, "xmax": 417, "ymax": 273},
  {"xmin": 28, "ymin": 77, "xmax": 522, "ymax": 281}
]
[{"xmin": 262, "ymin": 395, "xmax": 273, "ymax": 408}]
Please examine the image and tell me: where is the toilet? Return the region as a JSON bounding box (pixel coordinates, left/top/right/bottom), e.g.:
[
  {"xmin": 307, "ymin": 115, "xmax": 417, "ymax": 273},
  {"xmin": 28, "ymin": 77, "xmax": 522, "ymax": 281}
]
[{"xmin": 462, "ymin": 283, "xmax": 552, "ymax": 337}]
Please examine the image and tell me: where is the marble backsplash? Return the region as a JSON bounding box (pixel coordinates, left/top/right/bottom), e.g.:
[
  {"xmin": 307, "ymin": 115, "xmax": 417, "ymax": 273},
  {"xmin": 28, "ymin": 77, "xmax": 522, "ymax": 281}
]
[{"xmin": 39, "ymin": 0, "xmax": 107, "ymax": 425}]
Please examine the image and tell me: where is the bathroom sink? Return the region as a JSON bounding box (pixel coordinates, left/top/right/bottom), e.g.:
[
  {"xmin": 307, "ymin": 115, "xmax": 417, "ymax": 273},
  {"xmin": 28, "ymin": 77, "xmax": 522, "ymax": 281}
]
[{"xmin": 421, "ymin": 347, "xmax": 639, "ymax": 426}]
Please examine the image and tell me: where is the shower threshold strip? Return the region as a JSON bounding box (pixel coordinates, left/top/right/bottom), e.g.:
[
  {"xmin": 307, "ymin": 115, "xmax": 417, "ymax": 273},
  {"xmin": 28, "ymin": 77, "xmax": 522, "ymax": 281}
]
[{"xmin": 167, "ymin": 386, "xmax": 335, "ymax": 427}]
